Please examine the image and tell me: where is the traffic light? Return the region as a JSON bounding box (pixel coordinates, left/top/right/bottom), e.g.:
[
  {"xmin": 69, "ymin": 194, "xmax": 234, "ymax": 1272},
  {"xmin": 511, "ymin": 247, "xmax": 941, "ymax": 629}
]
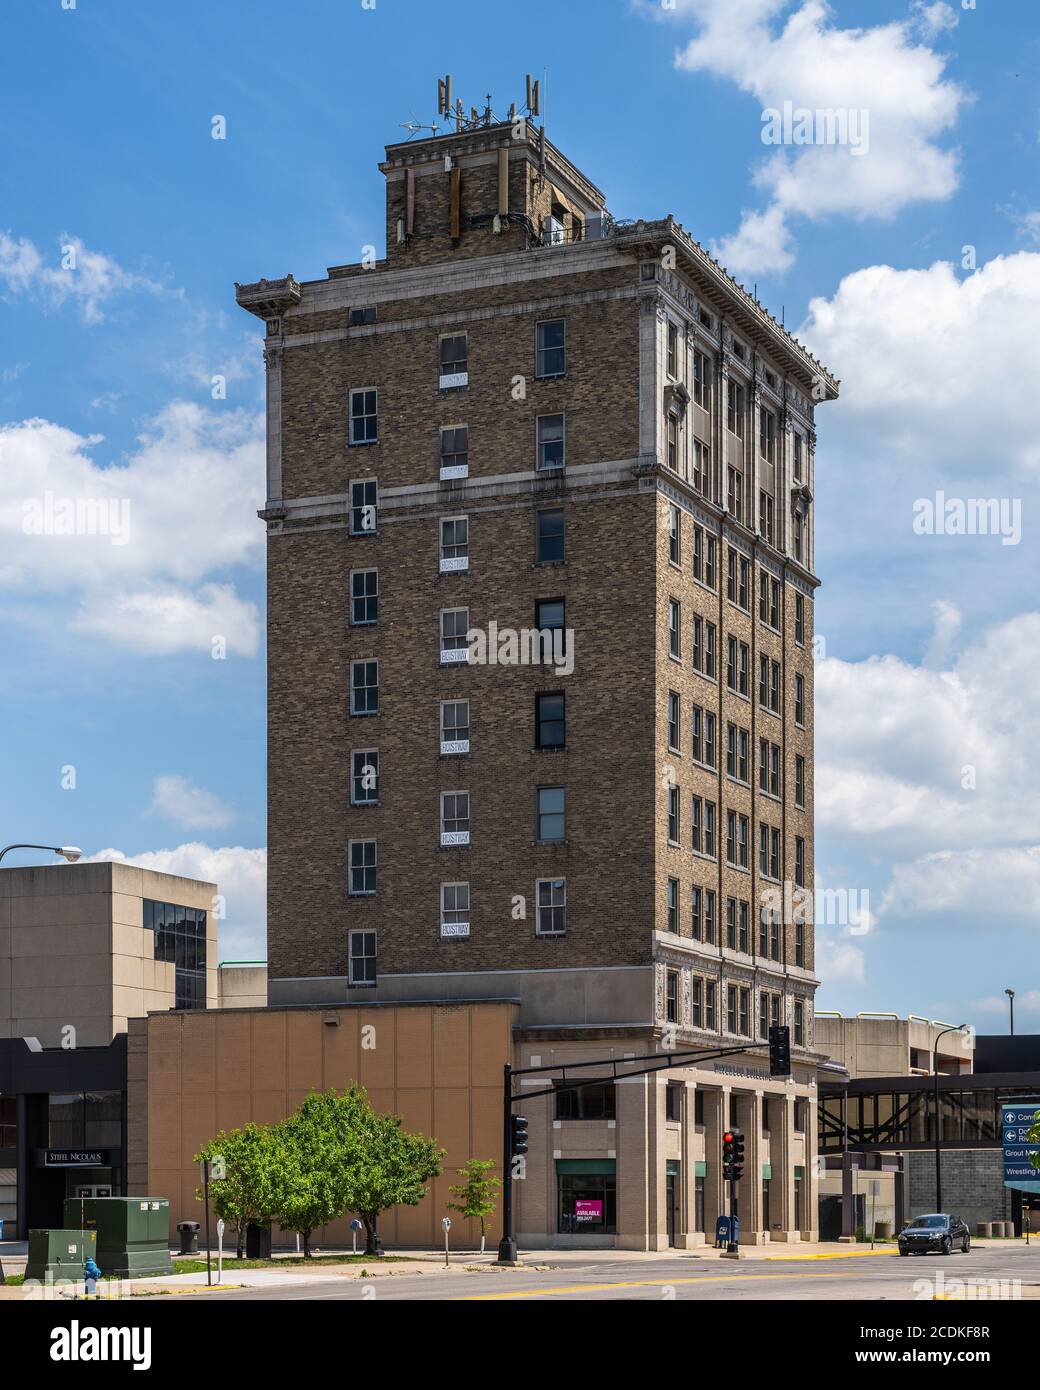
[
  {"xmin": 731, "ymin": 1129, "xmax": 745, "ymax": 1181},
  {"xmin": 510, "ymin": 1113, "xmax": 529, "ymax": 1158},
  {"xmin": 769, "ymin": 1024, "xmax": 791, "ymax": 1077},
  {"xmin": 722, "ymin": 1129, "xmax": 735, "ymax": 1180}
]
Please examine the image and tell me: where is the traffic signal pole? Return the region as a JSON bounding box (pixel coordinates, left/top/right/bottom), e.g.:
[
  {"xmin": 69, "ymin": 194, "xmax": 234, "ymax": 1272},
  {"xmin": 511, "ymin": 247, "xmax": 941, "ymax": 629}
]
[{"xmin": 498, "ymin": 1063, "xmax": 518, "ymax": 1264}]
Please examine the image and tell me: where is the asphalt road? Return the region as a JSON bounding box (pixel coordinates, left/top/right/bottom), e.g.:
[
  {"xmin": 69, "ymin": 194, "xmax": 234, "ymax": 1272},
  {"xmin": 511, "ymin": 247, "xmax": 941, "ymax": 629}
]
[{"xmin": 179, "ymin": 1245, "xmax": 1040, "ymax": 1301}]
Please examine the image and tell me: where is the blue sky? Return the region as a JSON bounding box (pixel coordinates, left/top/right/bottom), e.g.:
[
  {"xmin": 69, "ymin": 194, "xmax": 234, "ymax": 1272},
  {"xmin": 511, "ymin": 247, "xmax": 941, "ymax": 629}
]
[{"xmin": 1, "ymin": 0, "xmax": 1038, "ymax": 1027}]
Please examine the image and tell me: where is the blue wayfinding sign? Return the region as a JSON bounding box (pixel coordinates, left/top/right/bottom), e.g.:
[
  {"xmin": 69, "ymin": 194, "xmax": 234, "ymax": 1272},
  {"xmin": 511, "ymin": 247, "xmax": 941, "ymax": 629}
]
[{"xmin": 1002, "ymin": 1103, "xmax": 1040, "ymax": 1192}]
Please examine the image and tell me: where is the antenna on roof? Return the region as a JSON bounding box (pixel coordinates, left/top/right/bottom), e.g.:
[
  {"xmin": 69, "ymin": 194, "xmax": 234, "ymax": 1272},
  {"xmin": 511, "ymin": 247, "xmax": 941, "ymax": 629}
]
[
  {"xmin": 437, "ymin": 74, "xmax": 453, "ymax": 117},
  {"xmin": 526, "ymin": 73, "xmax": 540, "ymax": 117}
]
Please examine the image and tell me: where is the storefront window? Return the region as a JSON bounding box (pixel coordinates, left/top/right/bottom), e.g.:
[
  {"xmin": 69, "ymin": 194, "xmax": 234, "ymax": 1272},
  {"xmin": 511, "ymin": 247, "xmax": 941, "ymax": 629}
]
[
  {"xmin": 48, "ymin": 1091, "xmax": 122, "ymax": 1148},
  {"xmin": 557, "ymin": 1168, "xmax": 616, "ymax": 1234},
  {"xmin": 554, "ymin": 1082, "xmax": 616, "ymax": 1121}
]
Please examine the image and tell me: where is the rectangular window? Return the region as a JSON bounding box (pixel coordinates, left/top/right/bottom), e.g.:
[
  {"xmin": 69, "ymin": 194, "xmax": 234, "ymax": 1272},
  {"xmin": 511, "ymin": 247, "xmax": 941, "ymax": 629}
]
[
  {"xmin": 348, "ymin": 839, "xmax": 376, "ymax": 896},
  {"xmin": 348, "ymin": 929, "xmax": 377, "ymax": 986},
  {"xmin": 795, "ymin": 754, "xmax": 806, "ymax": 808},
  {"xmin": 770, "ymin": 660, "xmax": 780, "ymax": 714},
  {"xmin": 537, "ymin": 508, "xmax": 565, "ymax": 563},
  {"xmin": 726, "ymin": 896, "xmax": 736, "ymax": 950},
  {"xmin": 705, "ymin": 534, "xmax": 717, "ymax": 589},
  {"xmin": 770, "ymin": 827, "xmax": 781, "ymax": 880},
  {"xmin": 794, "ymin": 1000, "xmax": 805, "ymax": 1047},
  {"xmin": 350, "ymin": 478, "xmax": 378, "ymax": 536},
  {"xmin": 440, "ymin": 700, "xmax": 470, "ymax": 755},
  {"xmin": 693, "ymin": 439, "xmax": 710, "ymax": 499},
  {"xmin": 705, "ymin": 889, "xmax": 716, "ymax": 945},
  {"xmin": 668, "ymin": 504, "xmax": 681, "ymax": 564},
  {"xmin": 704, "ymin": 801, "xmax": 716, "ymax": 858},
  {"xmin": 727, "ymin": 379, "xmax": 744, "ymax": 436},
  {"xmin": 795, "ymin": 591, "xmax": 805, "ymax": 645},
  {"xmin": 795, "ymin": 673, "xmax": 806, "ymax": 726},
  {"xmin": 666, "ymin": 968, "xmax": 679, "ymax": 1022},
  {"xmin": 537, "ymin": 786, "xmax": 565, "ymax": 842},
  {"xmin": 349, "ymin": 388, "xmax": 378, "ymax": 445},
  {"xmin": 668, "ymin": 786, "xmax": 680, "ymax": 845},
  {"xmin": 439, "ymin": 333, "xmax": 468, "ymax": 382},
  {"xmin": 759, "ymin": 491, "xmax": 774, "ymax": 544},
  {"xmin": 350, "ymin": 660, "xmax": 378, "ymax": 716},
  {"xmin": 669, "ymin": 598, "xmax": 682, "ymax": 659},
  {"xmin": 668, "ymin": 691, "xmax": 681, "ymax": 752},
  {"xmin": 692, "ymin": 976, "xmax": 703, "ymax": 1028},
  {"xmin": 536, "ymin": 692, "xmax": 565, "ymax": 749},
  {"xmin": 666, "ymin": 412, "xmax": 679, "ymax": 472},
  {"xmin": 537, "ymin": 413, "xmax": 565, "ymax": 470},
  {"xmin": 727, "ymin": 466, "xmax": 743, "ymax": 522},
  {"xmin": 440, "ymin": 608, "xmax": 470, "ymax": 662},
  {"xmin": 795, "ymin": 921, "xmax": 805, "ymax": 968},
  {"xmin": 770, "ymin": 577, "xmax": 781, "ymax": 630},
  {"xmin": 795, "ymin": 836, "xmax": 806, "ymax": 888},
  {"xmin": 440, "ymin": 791, "xmax": 470, "ymax": 846},
  {"xmin": 691, "ymin": 885, "xmax": 702, "ymax": 940},
  {"xmin": 793, "ymin": 509, "xmax": 805, "ymax": 563},
  {"xmin": 693, "ymin": 348, "xmax": 711, "ymax": 409},
  {"xmin": 793, "ymin": 432, "xmax": 804, "ymax": 481},
  {"xmin": 759, "ymin": 407, "xmax": 776, "ymax": 464},
  {"xmin": 691, "ymin": 794, "xmax": 702, "ymax": 854},
  {"xmin": 739, "ymin": 987, "xmax": 750, "ymax": 1037},
  {"xmin": 350, "ymin": 568, "xmax": 378, "ymax": 625},
  {"xmin": 537, "ymin": 877, "xmax": 566, "ymax": 935},
  {"xmin": 441, "ymin": 881, "xmax": 470, "ymax": 936},
  {"xmin": 351, "ymin": 750, "xmax": 379, "ymax": 805},
  {"xmin": 667, "ymin": 321, "xmax": 679, "ymax": 378},
  {"xmin": 727, "ymin": 985, "xmax": 737, "ymax": 1034},
  {"xmin": 726, "ymin": 811, "xmax": 749, "ymax": 868},
  {"xmin": 555, "ymin": 1081, "xmax": 616, "ymax": 1121},
  {"xmin": 536, "ymin": 319, "xmax": 566, "ymax": 378},
  {"xmin": 667, "ymin": 877, "xmax": 679, "ymax": 932},
  {"xmin": 440, "ymin": 425, "xmax": 469, "ymax": 479},
  {"xmin": 440, "ymin": 515, "xmax": 469, "ymax": 572}
]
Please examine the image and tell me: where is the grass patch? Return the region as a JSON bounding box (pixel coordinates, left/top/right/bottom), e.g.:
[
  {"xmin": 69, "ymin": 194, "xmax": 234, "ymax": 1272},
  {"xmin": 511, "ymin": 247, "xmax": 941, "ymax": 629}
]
[{"xmin": 172, "ymin": 1253, "xmax": 425, "ymax": 1274}]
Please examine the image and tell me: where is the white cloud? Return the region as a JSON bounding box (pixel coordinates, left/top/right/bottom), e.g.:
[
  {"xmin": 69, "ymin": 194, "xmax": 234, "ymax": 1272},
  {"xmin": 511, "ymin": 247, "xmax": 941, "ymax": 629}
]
[
  {"xmin": 147, "ymin": 775, "xmax": 236, "ymax": 830},
  {"xmin": 910, "ymin": 1, "xmax": 958, "ymax": 39},
  {"xmin": 89, "ymin": 842, "xmax": 266, "ymax": 961},
  {"xmin": 655, "ymin": 0, "xmax": 967, "ymax": 273},
  {"xmin": 815, "ymin": 936, "xmax": 866, "ymax": 985},
  {"xmin": 0, "ymin": 232, "xmax": 173, "ymax": 324},
  {"xmin": 0, "ymin": 401, "xmax": 264, "ymax": 656},
  {"xmin": 881, "ymin": 848, "xmax": 1040, "ymax": 920}
]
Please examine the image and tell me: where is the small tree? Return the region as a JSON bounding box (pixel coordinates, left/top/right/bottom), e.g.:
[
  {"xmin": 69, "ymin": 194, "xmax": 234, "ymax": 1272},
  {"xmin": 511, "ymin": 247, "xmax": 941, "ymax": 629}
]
[
  {"xmin": 339, "ymin": 1094, "xmax": 444, "ymax": 1255},
  {"xmin": 1028, "ymin": 1110, "xmax": 1040, "ymax": 1172},
  {"xmin": 447, "ymin": 1159, "xmax": 501, "ymax": 1253},
  {"xmin": 194, "ymin": 1124, "xmax": 281, "ymax": 1259},
  {"xmin": 272, "ymin": 1092, "xmax": 358, "ymax": 1258}
]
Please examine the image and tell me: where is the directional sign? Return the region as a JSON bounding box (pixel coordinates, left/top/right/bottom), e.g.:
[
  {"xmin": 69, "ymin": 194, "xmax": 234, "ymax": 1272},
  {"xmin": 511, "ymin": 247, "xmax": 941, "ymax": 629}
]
[{"xmin": 1001, "ymin": 1103, "xmax": 1040, "ymax": 1192}]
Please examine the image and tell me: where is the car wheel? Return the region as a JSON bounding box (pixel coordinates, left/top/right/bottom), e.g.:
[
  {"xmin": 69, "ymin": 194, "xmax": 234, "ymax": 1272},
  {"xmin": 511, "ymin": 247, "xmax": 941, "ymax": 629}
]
[
  {"xmin": 899, "ymin": 1247, "xmax": 909, "ymax": 1256},
  {"xmin": 962, "ymin": 1236, "xmax": 970, "ymax": 1253},
  {"xmin": 941, "ymin": 1236, "xmax": 952, "ymax": 1255}
]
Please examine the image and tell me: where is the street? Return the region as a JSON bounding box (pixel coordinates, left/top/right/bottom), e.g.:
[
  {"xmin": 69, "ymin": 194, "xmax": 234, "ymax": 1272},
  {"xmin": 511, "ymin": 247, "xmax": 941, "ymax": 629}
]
[{"xmin": 177, "ymin": 1245, "xmax": 1040, "ymax": 1302}]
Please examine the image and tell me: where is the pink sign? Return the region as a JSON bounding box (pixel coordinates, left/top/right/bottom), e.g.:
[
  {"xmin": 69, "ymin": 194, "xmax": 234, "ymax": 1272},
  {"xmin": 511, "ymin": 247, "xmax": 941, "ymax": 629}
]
[{"xmin": 574, "ymin": 1199, "xmax": 602, "ymax": 1222}]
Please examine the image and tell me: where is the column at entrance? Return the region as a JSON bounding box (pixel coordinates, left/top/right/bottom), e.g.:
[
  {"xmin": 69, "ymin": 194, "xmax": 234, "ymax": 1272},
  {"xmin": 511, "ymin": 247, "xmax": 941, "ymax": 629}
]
[
  {"xmin": 769, "ymin": 1093, "xmax": 800, "ymax": 1241},
  {"xmin": 702, "ymin": 1086, "xmax": 729, "ymax": 1244},
  {"xmin": 616, "ymin": 1074, "xmax": 668, "ymax": 1251},
  {"xmin": 732, "ymin": 1090, "xmax": 765, "ymax": 1245}
]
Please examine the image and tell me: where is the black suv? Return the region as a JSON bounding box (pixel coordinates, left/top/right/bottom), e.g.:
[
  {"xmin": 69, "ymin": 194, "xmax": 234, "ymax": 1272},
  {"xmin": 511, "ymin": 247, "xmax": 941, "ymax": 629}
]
[{"xmin": 897, "ymin": 1213, "xmax": 970, "ymax": 1256}]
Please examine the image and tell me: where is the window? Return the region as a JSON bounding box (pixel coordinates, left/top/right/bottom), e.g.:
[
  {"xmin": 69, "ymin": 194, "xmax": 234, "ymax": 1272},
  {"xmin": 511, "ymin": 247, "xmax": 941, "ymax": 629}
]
[
  {"xmin": 667, "ymin": 787, "xmax": 680, "ymax": 845},
  {"xmin": 759, "ymin": 993, "xmax": 771, "ymax": 1042},
  {"xmin": 727, "ymin": 465, "xmax": 743, "ymax": 522},
  {"xmin": 693, "ymin": 348, "xmax": 711, "ymax": 408},
  {"xmin": 795, "ymin": 921, "xmax": 805, "ymax": 968},
  {"xmin": 705, "ymin": 889, "xmax": 716, "ymax": 945},
  {"xmin": 348, "ymin": 839, "xmax": 376, "ymax": 896},
  {"xmin": 667, "ymin": 877, "xmax": 679, "ymax": 932},
  {"xmin": 666, "ymin": 1082, "xmax": 682, "ymax": 1122},
  {"xmin": 726, "ymin": 551, "xmax": 750, "ymax": 610},
  {"xmin": 795, "ymin": 673, "xmax": 806, "ymax": 726},
  {"xmin": 759, "ymin": 739, "xmax": 781, "ymax": 797},
  {"xmin": 726, "ymin": 723, "xmax": 749, "ymax": 782},
  {"xmin": 691, "ymin": 886, "xmax": 702, "ymax": 939},
  {"xmin": 440, "ymin": 608, "xmax": 470, "ymax": 662},
  {"xmin": 668, "ymin": 691, "xmax": 681, "ymax": 752},
  {"xmin": 760, "ymin": 572, "xmax": 780, "ymax": 629},
  {"xmin": 793, "ymin": 509, "xmax": 805, "ymax": 563},
  {"xmin": 537, "ymin": 413, "xmax": 565, "ymax": 470},
  {"xmin": 693, "ymin": 440, "xmax": 711, "ymax": 499},
  {"xmin": 793, "ymin": 432, "xmax": 804, "ymax": 482},
  {"xmin": 692, "ymin": 976, "xmax": 704, "ymax": 1027},
  {"xmin": 668, "ymin": 599, "xmax": 682, "ymax": 659},
  {"xmin": 668, "ymin": 504, "xmax": 681, "ymax": 564},
  {"xmin": 440, "ymin": 791, "xmax": 470, "ymax": 845},
  {"xmin": 666, "ymin": 410, "xmax": 679, "ymax": 475},
  {"xmin": 537, "ymin": 786, "xmax": 565, "ymax": 842},
  {"xmin": 726, "ymin": 637, "xmax": 750, "ymax": 697},
  {"xmin": 348, "ymin": 930, "xmax": 377, "ymax": 986},
  {"xmin": 440, "ymin": 333, "xmax": 468, "ymax": 379},
  {"xmin": 740, "ymin": 987, "xmax": 751, "ymax": 1036},
  {"xmin": 795, "ymin": 592, "xmax": 805, "ymax": 646},
  {"xmin": 795, "ymin": 836, "xmax": 806, "ymax": 888},
  {"xmin": 759, "ymin": 824, "xmax": 781, "ymax": 880},
  {"xmin": 727, "ymin": 985, "xmax": 737, "ymax": 1034},
  {"xmin": 350, "ymin": 478, "xmax": 378, "ymax": 536},
  {"xmin": 350, "ymin": 306, "xmax": 377, "ymax": 326},
  {"xmin": 555, "ymin": 1082, "xmax": 615, "ymax": 1120},
  {"xmin": 350, "ymin": 568, "xmax": 378, "ymax": 625},
  {"xmin": 667, "ymin": 321, "xmax": 679, "ymax": 377},
  {"xmin": 758, "ymin": 657, "xmax": 780, "ymax": 714},
  {"xmin": 537, "ymin": 508, "xmax": 565, "ymax": 563},
  {"xmin": 536, "ymin": 319, "xmax": 565, "ymax": 378},
  {"xmin": 692, "ymin": 796, "xmax": 716, "ymax": 857},
  {"xmin": 759, "ymin": 406, "xmax": 776, "ymax": 464},
  {"xmin": 692, "ymin": 705, "xmax": 716, "ymax": 768},
  {"xmin": 726, "ymin": 811, "xmax": 749, "ymax": 869},
  {"xmin": 537, "ymin": 877, "xmax": 566, "ymax": 935},
  {"xmin": 536, "ymin": 692, "xmax": 565, "ymax": 748},
  {"xmin": 693, "ymin": 618, "xmax": 716, "ymax": 678},
  {"xmin": 705, "ymin": 980, "xmax": 716, "ymax": 1029},
  {"xmin": 770, "ymin": 577, "xmax": 781, "ymax": 630},
  {"xmin": 794, "ymin": 1000, "xmax": 806, "ymax": 1047},
  {"xmin": 146, "ymin": 902, "xmax": 207, "ymax": 1010},
  {"xmin": 666, "ymin": 968, "xmax": 679, "ymax": 1022},
  {"xmin": 440, "ymin": 516, "xmax": 469, "ymax": 571},
  {"xmin": 350, "ymin": 660, "xmax": 378, "ymax": 716},
  {"xmin": 441, "ymin": 882, "xmax": 470, "ymax": 935},
  {"xmin": 441, "ymin": 700, "xmax": 470, "ymax": 755},
  {"xmin": 795, "ymin": 754, "xmax": 806, "ymax": 808},
  {"xmin": 349, "ymin": 388, "xmax": 378, "ymax": 445},
  {"xmin": 727, "ymin": 379, "xmax": 744, "ymax": 436},
  {"xmin": 440, "ymin": 425, "xmax": 469, "ymax": 477},
  {"xmin": 351, "ymin": 750, "xmax": 379, "ymax": 805}
]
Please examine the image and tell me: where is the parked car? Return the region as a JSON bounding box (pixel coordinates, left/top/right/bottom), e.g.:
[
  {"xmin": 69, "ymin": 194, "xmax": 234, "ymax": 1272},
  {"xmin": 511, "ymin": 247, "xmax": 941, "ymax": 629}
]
[{"xmin": 897, "ymin": 1213, "xmax": 970, "ymax": 1256}]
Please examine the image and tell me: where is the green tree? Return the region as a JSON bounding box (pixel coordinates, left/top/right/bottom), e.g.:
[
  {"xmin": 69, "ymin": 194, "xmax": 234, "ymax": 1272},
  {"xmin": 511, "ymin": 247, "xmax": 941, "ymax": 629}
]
[
  {"xmin": 447, "ymin": 1158, "xmax": 501, "ymax": 1253},
  {"xmin": 271, "ymin": 1091, "xmax": 361, "ymax": 1258},
  {"xmin": 1028, "ymin": 1109, "xmax": 1040, "ymax": 1171},
  {"xmin": 340, "ymin": 1100, "xmax": 444, "ymax": 1256},
  {"xmin": 194, "ymin": 1124, "xmax": 282, "ymax": 1259}
]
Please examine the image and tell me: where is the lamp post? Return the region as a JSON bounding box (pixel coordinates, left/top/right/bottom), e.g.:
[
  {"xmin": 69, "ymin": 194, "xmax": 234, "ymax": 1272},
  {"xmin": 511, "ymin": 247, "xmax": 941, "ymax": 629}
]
[
  {"xmin": 0, "ymin": 845, "xmax": 82, "ymax": 866},
  {"xmin": 933, "ymin": 1023, "xmax": 966, "ymax": 1214},
  {"xmin": 1006, "ymin": 989, "xmax": 1016, "ymax": 1037}
]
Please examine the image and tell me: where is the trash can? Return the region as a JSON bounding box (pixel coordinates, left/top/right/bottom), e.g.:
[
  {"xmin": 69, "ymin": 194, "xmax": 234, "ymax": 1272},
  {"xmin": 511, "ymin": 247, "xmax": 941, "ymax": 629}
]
[
  {"xmin": 176, "ymin": 1221, "xmax": 200, "ymax": 1255},
  {"xmin": 245, "ymin": 1224, "xmax": 271, "ymax": 1259},
  {"xmin": 977, "ymin": 1221, "xmax": 992, "ymax": 1239}
]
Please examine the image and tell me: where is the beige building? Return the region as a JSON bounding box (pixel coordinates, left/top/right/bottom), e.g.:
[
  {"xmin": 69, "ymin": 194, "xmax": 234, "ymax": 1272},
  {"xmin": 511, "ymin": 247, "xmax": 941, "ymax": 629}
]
[{"xmin": 815, "ymin": 1012, "xmax": 974, "ymax": 1080}]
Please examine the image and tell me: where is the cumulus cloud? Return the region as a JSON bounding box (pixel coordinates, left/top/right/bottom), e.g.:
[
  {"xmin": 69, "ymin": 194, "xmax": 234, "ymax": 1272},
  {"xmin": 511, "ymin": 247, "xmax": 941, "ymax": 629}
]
[
  {"xmin": 90, "ymin": 842, "xmax": 266, "ymax": 961},
  {"xmin": 652, "ymin": 0, "xmax": 966, "ymax": 273},
  {"xmin": 815, "ymin": 935, "xmax": 866, "ymax": 985},
  {"xmin": 0, "ymin": 232, "xmax": 173, "ymax": 324},
  {"xmin": 147, "ymin": 775, "xmax": 236, "ymax": 830},
  {"xmin": 881, "ymin": 847, "xmax": 1040, "ymax": 920},
  {"xmin": 0, "ymin": 401, "xmax": 264, "ymax": 656}
]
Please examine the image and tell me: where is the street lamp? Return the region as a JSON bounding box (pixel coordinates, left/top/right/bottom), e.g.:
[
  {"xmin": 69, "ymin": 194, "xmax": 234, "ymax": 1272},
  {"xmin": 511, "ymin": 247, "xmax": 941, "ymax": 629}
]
[
  {"xmin": 1006, "ymin": 989, "xmax": 1016, "ymax": 1037},
  {"xmin": 0, "ymin": 844, "xmax": 82, "ymax": 866},
  {"xmin": 933, "ymin": 1023, "xmax": 967, "ymax": 1214}
]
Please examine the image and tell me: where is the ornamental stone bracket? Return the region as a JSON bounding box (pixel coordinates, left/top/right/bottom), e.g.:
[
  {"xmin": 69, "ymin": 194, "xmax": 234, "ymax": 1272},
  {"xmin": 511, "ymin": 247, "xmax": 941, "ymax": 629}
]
[{"xmin": 235, "ymin": 274, "xmax": 302, "ymax": 320}]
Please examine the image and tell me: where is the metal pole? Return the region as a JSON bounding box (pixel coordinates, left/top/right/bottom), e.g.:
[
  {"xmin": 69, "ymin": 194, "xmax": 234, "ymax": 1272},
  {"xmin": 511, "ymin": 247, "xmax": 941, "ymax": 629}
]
[
  {"xmin": 203, "ymin": 1162, "xmax": 212, "ymax": 1287},
  {"xmin": 497, "ymin": 1063, "xmax": 517, "ymax": 1263},
  {"xmin": 933, "ymin": 1024, "xmax": 966, "ymax": 1214}
]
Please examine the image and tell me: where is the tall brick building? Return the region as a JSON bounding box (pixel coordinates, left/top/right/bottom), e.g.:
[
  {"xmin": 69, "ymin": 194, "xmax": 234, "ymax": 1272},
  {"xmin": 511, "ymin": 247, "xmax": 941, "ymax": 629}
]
[{"xmin": 237, "ymin": 107, "xmax": 838, "ymax": 1248}]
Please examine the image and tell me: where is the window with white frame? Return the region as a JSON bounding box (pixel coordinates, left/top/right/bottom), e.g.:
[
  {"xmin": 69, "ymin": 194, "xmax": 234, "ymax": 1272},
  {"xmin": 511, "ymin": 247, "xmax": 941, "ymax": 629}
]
[
  {"xmin": 536, "ymin": 319, "xmax": 566, "ymax": 378},
  {"xmin": 350, "ymin": 660, "xmax": 378, "ymax": 716},
  {"xmin": 440, "ymin": 700, "xmax": 470, "ymax": 755},
  {"xmin": 439, "ymin": 333, "xmax": 468, "ymax": 385},
  {"xmin": 349, "ymin": 479, "xmax": 378, "ymax": 536},
  {"xmin": 537, "ymin": 786, "xmax": 565, "ymax": 842},
  {"xmin": 440, "ymin": 516, "xmax": 469, "ymax": 572},
  {"xmin": 348, "ymin": 929, "xmax": 377, "ymax": 986},
  {"xmin": 348, "ymin": 839, "xmax": 376, "ymax": 896},
  {"xmin": 668, "ymin": 690, "xmax": 681, "ymax": 752},
  {"xmin": 351, "ymin": 750, "xmax": 379, "ymax": 805},
  {"xmin": 668, "ymin": 504, "xmax": 681, "ymax": 564},
  {"xmin": 350, "ymin": 568, "xmax": 378, "ymax": 625},
  {"xmin": 440, "ymin": 881, "xmax": 470, "ymax": 937},
  {"xmin": 440, "ymin": 608, "xmax": 470, "ymax": 662},
  {"xmin": 536, "ymin": 877, "xmax": 566, "ymax": 935},
  {"xmin": 349, "ymin": 388, "xmax": 378, "ymax": 445},
  {"xmin": 440, "ymin": 791, "xmax": 470, "ymax": 846},
  {"xmin": 440, "ymin": 425, "xmax": 469, "ymax": 479},
  {"xmin": 668, "ymin": 599, "xmax": 681, "ymax": 659}
]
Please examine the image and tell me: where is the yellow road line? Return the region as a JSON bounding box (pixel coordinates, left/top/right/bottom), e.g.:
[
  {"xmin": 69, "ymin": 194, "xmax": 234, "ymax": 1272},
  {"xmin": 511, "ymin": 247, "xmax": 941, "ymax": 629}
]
[
  {"xmin": 463, "ymin": 1269, "xmax": 865, "ymax": 1300},
  {"xmin": 761, "ymin": 1247, "xmax": 899, "ymax": 1261}
]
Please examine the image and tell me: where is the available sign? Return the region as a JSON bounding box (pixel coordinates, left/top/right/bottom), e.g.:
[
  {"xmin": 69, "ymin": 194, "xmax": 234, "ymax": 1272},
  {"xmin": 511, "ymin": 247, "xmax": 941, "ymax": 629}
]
[
  {"xmin": 1001, "ymin": 1103, "xmax": 1040, "ymax": 1192},
  {"xmin": 574, "ymin": 1200, "xmax": 602, "ymax": 1223},
  {"xmin": 40, "ymin": 1150, "xmax": 109, "ymax": 1168}
]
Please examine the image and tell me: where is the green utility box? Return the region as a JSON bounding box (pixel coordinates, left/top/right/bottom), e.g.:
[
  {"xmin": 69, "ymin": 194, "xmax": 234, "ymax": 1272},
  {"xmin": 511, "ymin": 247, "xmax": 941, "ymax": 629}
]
[
  {"xmin": 63, "ymin": 1197, "xmax": 174, "ymax": 1277},
  {"xmin": 25, "ymin": 1228, "xmax": 97, "ymax": 1281}
]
